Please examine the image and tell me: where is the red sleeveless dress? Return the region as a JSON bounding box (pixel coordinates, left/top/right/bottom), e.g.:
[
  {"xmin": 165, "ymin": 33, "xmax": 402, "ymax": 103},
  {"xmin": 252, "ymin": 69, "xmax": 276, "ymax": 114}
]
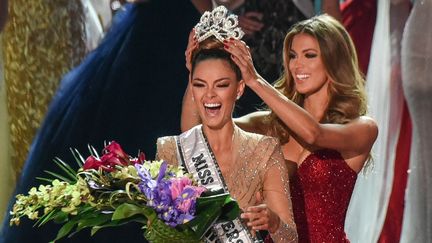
[{"xmin": 290, "ymin": 149, "xmax": 357, "ymax": 243}]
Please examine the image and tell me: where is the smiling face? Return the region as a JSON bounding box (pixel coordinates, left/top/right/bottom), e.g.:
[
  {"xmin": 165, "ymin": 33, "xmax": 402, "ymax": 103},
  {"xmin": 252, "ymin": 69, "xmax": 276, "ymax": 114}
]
[
  {"xmin": 191, "ymin": 58, "xmax": 244, "ymax": 129},
  {"xmin": 288, "ymin": 33, "xmax": 330, "ymax": 97}
]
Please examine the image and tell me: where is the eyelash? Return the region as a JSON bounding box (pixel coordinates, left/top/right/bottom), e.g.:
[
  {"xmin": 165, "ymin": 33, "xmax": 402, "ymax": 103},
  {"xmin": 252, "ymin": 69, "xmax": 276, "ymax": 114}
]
[
  {"xmin": 192, "ymin": 83, "xmax": 230, "ymax": 88},
  {"xmin": 289, "ymin": 53, "xmax": 318, "ymax": 59},
  {"xmin": 305, "ymin": 53, "xmax": 317, "ymax": 58},
  {"xmin": 217, "ymin": 84, "xmax": 230, "ymax": 88},
  {"xmin": 192, "ymin": 83, "xmax": 205, "ymax": 87}
]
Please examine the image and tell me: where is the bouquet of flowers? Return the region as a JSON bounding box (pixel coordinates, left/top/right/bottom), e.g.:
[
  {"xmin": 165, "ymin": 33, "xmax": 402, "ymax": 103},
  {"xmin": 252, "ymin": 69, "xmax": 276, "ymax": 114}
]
[{"xmin": 10, "ymin": 141, "xmax": 239, "ymax": 242}]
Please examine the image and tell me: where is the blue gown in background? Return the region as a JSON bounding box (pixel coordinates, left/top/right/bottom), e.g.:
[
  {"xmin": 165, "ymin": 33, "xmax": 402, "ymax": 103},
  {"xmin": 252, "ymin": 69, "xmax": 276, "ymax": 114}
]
[{"xmin": 0, "ymin": 1, "xmax": 201, "ymax": 242}]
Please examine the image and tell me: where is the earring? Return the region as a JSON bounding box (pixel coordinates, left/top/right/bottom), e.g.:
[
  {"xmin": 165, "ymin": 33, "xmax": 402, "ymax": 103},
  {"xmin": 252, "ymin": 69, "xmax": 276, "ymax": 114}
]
[
  {"xmin": 236, "ymin": 95, "xmax": 241, "ymax": 100},
  {"xmin": 192, "ymin": 96, "xmax": 195, "ymax": 102}
]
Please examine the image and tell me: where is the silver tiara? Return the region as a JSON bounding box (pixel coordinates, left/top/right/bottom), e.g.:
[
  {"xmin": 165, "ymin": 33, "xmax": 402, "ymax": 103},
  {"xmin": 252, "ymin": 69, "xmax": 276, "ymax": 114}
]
[{"xmin": 194, "ymin": 6, "xmax": 244, "ymax": 42}]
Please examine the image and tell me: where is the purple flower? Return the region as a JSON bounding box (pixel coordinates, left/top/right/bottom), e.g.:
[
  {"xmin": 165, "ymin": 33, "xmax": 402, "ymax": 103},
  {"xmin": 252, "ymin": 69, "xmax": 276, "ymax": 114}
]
[
  {"xmin": 135, "ymin": 161, "xmax": 207, "ymax": 227},
  {"xmin": 170, "ymin": 177, "xmax": 192, "ymax": 200},
  {"xmin": 156, "ymin": 162, "xmax": 168, "ymax": 183}
]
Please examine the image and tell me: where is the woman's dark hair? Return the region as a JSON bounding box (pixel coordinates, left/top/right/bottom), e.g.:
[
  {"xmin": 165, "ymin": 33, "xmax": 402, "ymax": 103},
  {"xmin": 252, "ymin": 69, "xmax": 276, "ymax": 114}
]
[{"xmin": 191, "ymin": 37, "xmax": 242, "ymax": 81}]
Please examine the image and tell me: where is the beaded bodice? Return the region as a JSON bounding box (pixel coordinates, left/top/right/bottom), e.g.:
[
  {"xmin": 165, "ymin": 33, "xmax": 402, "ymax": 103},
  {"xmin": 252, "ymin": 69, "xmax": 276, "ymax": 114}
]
[
  {"xmin": 290, "ymin": 149, "xmax": 357, "ymax": 243},
  {"xmin": 156, "ymin": 126, "xmax": 298, "ymax": 242}
]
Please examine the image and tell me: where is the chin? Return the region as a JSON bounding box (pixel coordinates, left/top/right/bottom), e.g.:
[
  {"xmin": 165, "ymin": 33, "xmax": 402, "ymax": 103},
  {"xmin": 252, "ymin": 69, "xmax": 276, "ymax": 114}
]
[
  {"xmin": 203, "ymin": 118, "xmax": 231, "ymax": 130},
  {"xmin": 295, "ymin": 88, "xmax": 308, "ymax": 95}
]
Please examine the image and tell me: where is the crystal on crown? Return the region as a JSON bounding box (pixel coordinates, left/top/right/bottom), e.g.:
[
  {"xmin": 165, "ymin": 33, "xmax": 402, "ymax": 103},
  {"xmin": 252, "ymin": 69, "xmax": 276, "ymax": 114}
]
[{"xmin": 194, "ymin": 6, "xmax": 244, "ymax": 42}]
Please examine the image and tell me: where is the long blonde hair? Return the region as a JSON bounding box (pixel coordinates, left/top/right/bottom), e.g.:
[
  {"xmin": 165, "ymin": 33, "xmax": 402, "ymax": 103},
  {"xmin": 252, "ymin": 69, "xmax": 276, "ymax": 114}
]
[{"xmin": 267, "ymin": 14, "xmax": 367, "ymax": 144}]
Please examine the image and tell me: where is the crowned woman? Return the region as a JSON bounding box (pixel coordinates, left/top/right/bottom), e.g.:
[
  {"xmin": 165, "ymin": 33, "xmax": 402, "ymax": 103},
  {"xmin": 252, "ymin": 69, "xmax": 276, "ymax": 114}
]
[{"xmin": 156, "ymin": 6, "xmax": 298, "ymax": 242}]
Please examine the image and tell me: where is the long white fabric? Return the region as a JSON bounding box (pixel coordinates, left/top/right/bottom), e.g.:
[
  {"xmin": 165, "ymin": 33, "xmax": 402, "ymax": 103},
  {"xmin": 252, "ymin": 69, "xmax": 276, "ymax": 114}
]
[
  {"xmin": 400, "ymin": 0, "xmax": 432, "ymax": 241},
  {"xmin": 344, "ymin": 0, "xmax": 406, "ymax": 241}
]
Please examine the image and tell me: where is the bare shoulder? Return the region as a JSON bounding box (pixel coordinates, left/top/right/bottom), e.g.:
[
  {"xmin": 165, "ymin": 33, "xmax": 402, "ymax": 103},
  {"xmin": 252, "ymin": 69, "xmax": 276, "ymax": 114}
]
[
  {"xmin": 234, "ymin": 111, "xmax": 271, "ymax": 135},
  {"xmin": 341, "ymin": 116, "xmax": 378, "ymax": 166},
  {"xmin": 353, "ymin": 116, "xmax": 378, "ymax": 139}
]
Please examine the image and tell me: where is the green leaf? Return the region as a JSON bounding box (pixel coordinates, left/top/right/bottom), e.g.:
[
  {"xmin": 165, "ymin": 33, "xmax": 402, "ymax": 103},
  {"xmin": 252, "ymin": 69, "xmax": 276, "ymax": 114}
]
[
  {"xmin": 52, "ymin": 218, "xmax": 79, "ymax": 242},
  {"xmin": 53, "ymin": 157, "xmax": 78, "ymax": 182},
  {"xmin": 52, "ymin": 211, "xmax": 69, "ymax": 224},
  {"xmin": 91, "ymin": 222, "xmax": 119, "ymax": 236},
  {"xmin": 90, "ymin": 217, "xmax": 146, "ymax": 236},
  {"xmin": 112, "ymin": 203, "xmax": 154, "ymax": 221},
  {"xmin": 43, "ymin": 170, "xmax": 73, "ymax": 184},
  {"xmin": 73, "ymin": 213, "xmax": 112, "ymax": 234},
  {"xmin": 186, "ymin": 192, "xmax": 240, "ymax": 239},
  {"xmin": 70, "ymin": 148, "xmax": 85, "ymax": 167},
  {"xmin": 35, "ymin": 209, "xmax": 59, "ymax": 227},
  {"xmin": 145, "ymin": 217, "xmax": 200, "ymax": 243},
  {"xmin": 217, "ymin": 196, "xmax": 240, "ymax": 222},
  {"xmin": 88, "ymin": 144, "xmax": 100, "ymax": 158},
  {"xmin": 35, "ymin": 176, "xmax": 54, "ymax": 183}
]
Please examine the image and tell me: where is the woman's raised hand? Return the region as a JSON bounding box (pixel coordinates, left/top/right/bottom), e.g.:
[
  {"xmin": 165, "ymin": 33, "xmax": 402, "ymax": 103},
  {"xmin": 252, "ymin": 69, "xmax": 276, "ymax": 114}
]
[
  {"xmin": 185, "ymin": 29, "xmax": 198, "ymax": 72},
  {"xmin": 223, "ymin": 39, "xmax": 262, "ymax": 87}
]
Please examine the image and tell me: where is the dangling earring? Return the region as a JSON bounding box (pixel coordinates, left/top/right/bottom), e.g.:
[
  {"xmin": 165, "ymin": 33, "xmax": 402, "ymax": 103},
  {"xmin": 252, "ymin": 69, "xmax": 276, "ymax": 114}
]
[
  {"xmin": 236, "ymin": 95, "xmax": 241, "ymax": 100},
  {"xmin": 192, "ymin": 95, "xmax": 195, "ymax": 102}
]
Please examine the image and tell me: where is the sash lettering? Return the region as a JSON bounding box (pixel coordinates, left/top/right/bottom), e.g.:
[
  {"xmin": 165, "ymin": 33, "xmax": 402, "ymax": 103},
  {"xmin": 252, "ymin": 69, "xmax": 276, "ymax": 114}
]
[
  {"xmin": 192, "ymin": 153, "xmax": 215, "ymax": 185},
  {"xmin": 176, "ymin": 125, "xmax": 262, "ymax": 243}
]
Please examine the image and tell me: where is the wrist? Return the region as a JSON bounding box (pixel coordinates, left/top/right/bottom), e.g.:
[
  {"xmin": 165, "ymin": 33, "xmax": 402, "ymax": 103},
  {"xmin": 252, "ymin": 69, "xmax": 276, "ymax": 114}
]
[
  {"xmin": 246, "ymin": 76, "xmax": 262, "ymax": 88},
  {"xmin": 269, "ymin": 214, "xmax": 281, "ymax": 233}
]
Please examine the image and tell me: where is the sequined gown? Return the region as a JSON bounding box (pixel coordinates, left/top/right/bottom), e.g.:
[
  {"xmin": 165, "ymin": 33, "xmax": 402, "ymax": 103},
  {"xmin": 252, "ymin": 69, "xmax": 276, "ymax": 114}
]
[
  {"xmin": 290, "ymin": 149, "xmax": 357, "ymax": 243},
  {"xmin": 156, "ymin": 126, "xmax": 298, "ymax": 242}
]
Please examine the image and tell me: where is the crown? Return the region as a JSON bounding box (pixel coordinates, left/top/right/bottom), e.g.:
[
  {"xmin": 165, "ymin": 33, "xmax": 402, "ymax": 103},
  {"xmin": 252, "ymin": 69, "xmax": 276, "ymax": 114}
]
[{"xmin": 194, "ymin": 6, "xmax": 244, "ymax": 43}]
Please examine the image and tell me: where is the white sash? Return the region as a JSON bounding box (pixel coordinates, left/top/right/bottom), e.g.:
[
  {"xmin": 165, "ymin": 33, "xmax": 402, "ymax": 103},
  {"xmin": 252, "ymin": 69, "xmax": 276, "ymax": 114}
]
[{"xmin": 176, "ymin": 125, "xmax": 263, "ymax": 243}]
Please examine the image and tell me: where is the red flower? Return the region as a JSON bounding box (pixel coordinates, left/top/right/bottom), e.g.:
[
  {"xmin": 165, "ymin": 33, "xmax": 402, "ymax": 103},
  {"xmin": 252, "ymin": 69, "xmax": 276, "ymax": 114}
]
[
  {"xmin": 103, "ymin": 142, "xmax": 129, "ymax": 165},
  {"xmin": 130, "ymin": 152, "xmax": 146, "ymax": 165},
  {"xmin": 83, "ymin": 156, "xmax": 104, "ymax": 171},
  {"xmin": 82, "ymin": 141, "xmax": 145, "ymax": 172}
]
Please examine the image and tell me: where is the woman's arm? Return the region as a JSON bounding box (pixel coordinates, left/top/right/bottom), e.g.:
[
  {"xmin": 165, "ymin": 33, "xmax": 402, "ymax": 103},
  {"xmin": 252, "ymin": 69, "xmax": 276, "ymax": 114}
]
[
  {"xmin": 322, "ymin": 0, "xmax": 342, "ymax": 22},
  {"xmin": 224, "ymin": 39, "xmax": 378, "ymax": 157},
  {"xmin": 213, "ymin": 0, "xmax": 245, "ymax": 11},
  {"xmin": 181, "ymin": 29, "xmax": 201, "ymax": 132},
  {"xmin": 190, "ymin": 0, "xmax": 212, "ymax": 14},
  {"xmin": 181, "ymin": 81, "xmax": 201, "ymax": 132},
  {"xmin": 241, "ymin": 140, "xmax": 298, "ymax": 242},
  {"xmin": 0, "ymin": 0, "xmax": 8, "ymax": 32}
]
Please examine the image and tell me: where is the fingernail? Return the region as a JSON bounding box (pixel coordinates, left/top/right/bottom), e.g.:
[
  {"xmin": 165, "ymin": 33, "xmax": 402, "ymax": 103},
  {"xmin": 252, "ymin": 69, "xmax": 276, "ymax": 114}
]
[{"xmin": 224, "ymin": 45, "xmax": 229, "ymax": 49}]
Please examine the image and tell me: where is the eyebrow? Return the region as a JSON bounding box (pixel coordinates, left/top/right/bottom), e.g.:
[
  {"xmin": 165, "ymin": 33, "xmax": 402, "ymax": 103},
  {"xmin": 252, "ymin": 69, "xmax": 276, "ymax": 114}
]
[{"xmin": 290, "ymin": 48, "xmax": 318, "ymax": 53}]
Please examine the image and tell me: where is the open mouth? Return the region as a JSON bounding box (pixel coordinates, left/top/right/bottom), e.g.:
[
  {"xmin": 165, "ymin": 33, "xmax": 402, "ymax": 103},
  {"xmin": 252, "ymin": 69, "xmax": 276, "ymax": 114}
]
[
  {"xmin": 296, "ymin": 73, "xmax": 310, "ymax": 81},
  {"xmin": 204, "ymin": 103, "xmax": 222, "ymax": 116}
]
